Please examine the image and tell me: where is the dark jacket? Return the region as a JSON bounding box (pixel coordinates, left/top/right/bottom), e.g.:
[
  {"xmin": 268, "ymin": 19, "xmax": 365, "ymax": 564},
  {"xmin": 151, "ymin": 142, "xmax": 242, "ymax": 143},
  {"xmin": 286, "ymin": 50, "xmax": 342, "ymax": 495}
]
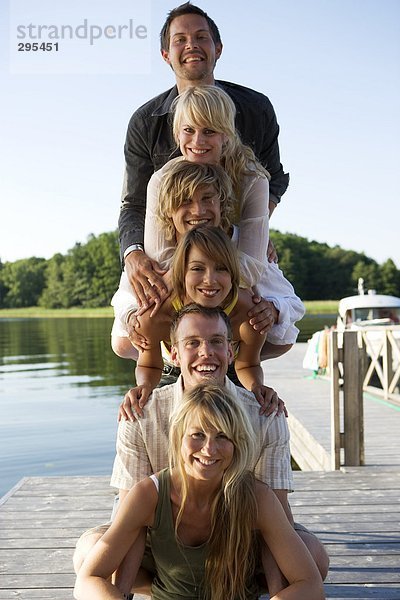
[{"xmin": 118, "ymin": 80, "xmax": 289, "ymax": 260}]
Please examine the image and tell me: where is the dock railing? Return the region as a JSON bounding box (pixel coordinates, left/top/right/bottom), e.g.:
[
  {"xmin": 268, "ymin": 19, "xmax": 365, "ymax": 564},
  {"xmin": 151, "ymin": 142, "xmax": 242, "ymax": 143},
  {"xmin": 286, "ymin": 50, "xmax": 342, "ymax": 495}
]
[
  {"xmin": 359, "ymin": 326, "xmax": 400, "ymax": 400},
  {"xmin": 329, "ymin": 327, "xmax": 400, "ymax": 469}
]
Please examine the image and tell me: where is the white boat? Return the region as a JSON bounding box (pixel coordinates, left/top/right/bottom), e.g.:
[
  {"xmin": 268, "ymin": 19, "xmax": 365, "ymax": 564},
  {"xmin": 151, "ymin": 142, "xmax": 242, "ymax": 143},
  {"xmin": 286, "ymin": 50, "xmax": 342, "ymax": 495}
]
[
  {"xmin": 337, "ymin": 278, "xmax": 400, "ymax": 330},
  {"xmin": 303, "ymin": 279, "xmax": 400, "ymax": 375}
]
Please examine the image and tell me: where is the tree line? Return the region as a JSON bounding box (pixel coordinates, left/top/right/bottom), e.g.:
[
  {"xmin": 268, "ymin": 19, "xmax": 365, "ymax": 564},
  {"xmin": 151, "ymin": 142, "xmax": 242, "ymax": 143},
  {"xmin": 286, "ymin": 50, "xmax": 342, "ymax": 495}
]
[{"xmin": 0, "ymin": 230, "xmax": 399, "ymax": 308}]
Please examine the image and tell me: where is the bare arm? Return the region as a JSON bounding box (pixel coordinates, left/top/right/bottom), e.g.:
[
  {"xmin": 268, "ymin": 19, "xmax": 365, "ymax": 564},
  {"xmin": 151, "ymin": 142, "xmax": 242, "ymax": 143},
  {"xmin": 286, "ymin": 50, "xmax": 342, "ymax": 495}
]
[
  {"xmin": 133, "ymin": 302, "xmax": 173, "ymax": 394},
  {"xmin": 229, "ymin": 293, "xmax": 277, "ymax": 413},
  {"xmin": 74, "ymin": 478, "xmax": 158, "ymax": 600},
  {"xmin": 256, "ymin": 483, "xmax": 324, "ymax": 599},
  {"xmin": 233, "ymin": 291, "xmax": 286, "ymax": 414},
  {"xmin": 272, "ymin": 489, "xmax": 294, "ymax": 526},
  {"xmin": 269, "ymin": 198, "xmax": 277, "ymax": 217}
]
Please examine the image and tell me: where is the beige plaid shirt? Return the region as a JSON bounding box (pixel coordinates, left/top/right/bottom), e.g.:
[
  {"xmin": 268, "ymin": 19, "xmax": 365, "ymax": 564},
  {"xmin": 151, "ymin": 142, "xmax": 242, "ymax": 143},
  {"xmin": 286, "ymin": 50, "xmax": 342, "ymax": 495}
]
[{"xmin": 111, "ymin": 377, "xmax": 293, "ymax": 492}]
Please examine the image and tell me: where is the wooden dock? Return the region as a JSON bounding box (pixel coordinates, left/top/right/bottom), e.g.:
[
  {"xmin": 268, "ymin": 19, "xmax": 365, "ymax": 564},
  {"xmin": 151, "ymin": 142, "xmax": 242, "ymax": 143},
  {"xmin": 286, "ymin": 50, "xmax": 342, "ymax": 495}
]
[
  {"xmin": 1, "ymin": 469, "xmax": 399, "ymax": 599},
  {"xmin": 264, "ymin": 343, "xmax": 400, "ymax": 472},
  {"xmin": 1, "ymin": 343, "xmax": 399, "ymax": 599}
]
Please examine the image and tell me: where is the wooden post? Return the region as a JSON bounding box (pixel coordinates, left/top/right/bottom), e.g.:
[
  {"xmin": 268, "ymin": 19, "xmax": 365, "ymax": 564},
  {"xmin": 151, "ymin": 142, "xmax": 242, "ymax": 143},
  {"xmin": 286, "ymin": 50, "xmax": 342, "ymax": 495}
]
[
  {"xmin": 382, "ymin": 332, "xmax": 393, "ymax": 400},
  {"xmin": 330, "ymin": 331, "xmax": 341, "ymax": 469},
  {"xmin": 342, "ymin": 331, "xmax": 364, "ymax": 466}
]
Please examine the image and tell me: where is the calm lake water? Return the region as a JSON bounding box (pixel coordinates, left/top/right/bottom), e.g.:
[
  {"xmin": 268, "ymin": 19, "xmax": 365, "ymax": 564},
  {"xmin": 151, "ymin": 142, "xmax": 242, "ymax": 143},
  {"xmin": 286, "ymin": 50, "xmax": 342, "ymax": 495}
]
[
  {"xmin": 0, "ymin": 318, "xmax": 133, "ymax": 497},
  {"xmin": 0, "ymin": 314, "xmax": 335, "ymax": 497}
]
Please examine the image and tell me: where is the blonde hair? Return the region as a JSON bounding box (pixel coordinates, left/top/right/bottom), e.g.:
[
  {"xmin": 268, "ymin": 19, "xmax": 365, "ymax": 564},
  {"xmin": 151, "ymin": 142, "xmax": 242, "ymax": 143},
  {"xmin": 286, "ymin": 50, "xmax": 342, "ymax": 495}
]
[
  {"xmin": 172, "ymin": 227, "xmax": 239, "ymax": 311},
  {"xmin": 169, "ymin": 383, "xmax": 258, "ymax": 600},
  {"xmin": 156, "ymin": 160, "xmax": 235, "ymax": 241},
  {"xmin": 172, "ymin": 85, "xmax": 270, "ymax": 217}
]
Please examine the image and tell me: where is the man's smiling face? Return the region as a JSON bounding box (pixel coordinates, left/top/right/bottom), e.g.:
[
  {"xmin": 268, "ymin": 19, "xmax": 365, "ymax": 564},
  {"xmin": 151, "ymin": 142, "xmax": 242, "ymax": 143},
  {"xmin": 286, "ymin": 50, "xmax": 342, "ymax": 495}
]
[
  {"xmin": 171, "ymin": 184, "xmax": 221, "ymax": 241},
  {"xmin": 171, "ymin": 313, "xmax": 233, "ymax": 389},
  {"xmin": 161, "ymin": 14, "xmax": 222, "ymax": 88}
]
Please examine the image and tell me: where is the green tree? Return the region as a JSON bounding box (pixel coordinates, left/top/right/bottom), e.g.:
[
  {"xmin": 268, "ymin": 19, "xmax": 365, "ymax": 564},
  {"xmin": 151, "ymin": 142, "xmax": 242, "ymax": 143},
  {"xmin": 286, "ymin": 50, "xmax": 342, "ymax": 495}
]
[
  {"xmin": 83, "ymin": 232, "xmax": 121, "ymax": 306},
  {"xmin": 380, "ymin": 259, "xmax": 400, "ymax": 296},
  {"xmin": 4, "ymin": 229, "xmax": 399, "ymax": 308},
  {"xmin": 39, "ymin": 254, "xmax": 68, "ymax": 308},
  {"xmin": 39, "ymin": 232, "xmax": 121, "ymax": 308},
  {"xmin": 0, "ymin": 260, "xmax": 7, "ymax": 307},
  {"xmin": 1, "ymin": 258, "xmax": 47, "ymax": 307},
  {"xmin": 351, "ymin": 260, "xmax": 381, "ymax": 293},
  {"xmin": 271, "ymin": 230, "xmax": 310, "ymax": 298}
]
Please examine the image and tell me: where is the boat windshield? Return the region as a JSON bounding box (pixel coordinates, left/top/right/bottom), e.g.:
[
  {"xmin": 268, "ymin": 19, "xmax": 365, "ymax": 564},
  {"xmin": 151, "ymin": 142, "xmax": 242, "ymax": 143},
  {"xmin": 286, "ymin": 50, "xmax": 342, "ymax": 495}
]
[{"xmin": 353, "ymin": 307, "xmax": 400, "ymax": 324}]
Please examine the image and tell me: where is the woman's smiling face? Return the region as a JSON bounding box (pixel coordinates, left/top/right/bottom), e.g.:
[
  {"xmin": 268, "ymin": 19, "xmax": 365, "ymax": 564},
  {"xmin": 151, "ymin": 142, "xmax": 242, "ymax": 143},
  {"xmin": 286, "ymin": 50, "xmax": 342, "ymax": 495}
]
[
  {"xmin": 181, "ymin": 414, "xmax": 234, "ymax": 481},
  {"xmin": 184, "ymin": 246, "xmax": 232, "ymax": 308},
  {"xmin": 178, "ymin": 124, "xmax": 226, "ymax": 165}
]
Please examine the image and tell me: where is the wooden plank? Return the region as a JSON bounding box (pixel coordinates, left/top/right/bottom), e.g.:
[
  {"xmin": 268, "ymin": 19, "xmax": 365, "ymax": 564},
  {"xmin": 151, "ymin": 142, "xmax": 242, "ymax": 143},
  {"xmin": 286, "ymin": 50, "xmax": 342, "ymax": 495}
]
[
  {"xmin": 0, "ymin": 548, "xmax": 73, "ymax": 574},
  {"xmin": 291, "ymin": 506, "xmax": 400, "ymax": 515},
  {"xmin": 0, "ymin": 537, "xmax": 78, "ymax": 549},
  {"xmin": 326, "ymin": 554, "xmax": 400, "ymax": 568},
  {"xmin": 287, "ymin": 412, "xmax": 331, "ymax": 470},
  {"xmin": 0, "ymin": 496, "xmax": 115, "ymax": 511},
  {"xmin": 0, "ymin": 573, "xmax": 75, "ymax": 588},
  {"xmin": 0, "ymin": 528, "xmax": 96, "ymax": 540},
  {"xmin": 292, "ymin": 513, "xmax": 400, "ymax": 524},
  {"xmin": 0, "ymin": 477, "xmax": 27, "ymax": 507},
  {"xmin": 322, "ymin": 543, "xmax": 400, "ymax": 555},
  {"xmin": 0, "ymin": 516, "xmax": 111, "ymax": 527},
  {"xmin": 322, "ymin": 584, "xmax": 400, "ymax": 599},
  {"xmin": 0, "ymin": 591, "xmax": 74, "ymax": 600},
  {"xmin": 310, "ymin": 532, "xmax": 400, "ymax": 544}
]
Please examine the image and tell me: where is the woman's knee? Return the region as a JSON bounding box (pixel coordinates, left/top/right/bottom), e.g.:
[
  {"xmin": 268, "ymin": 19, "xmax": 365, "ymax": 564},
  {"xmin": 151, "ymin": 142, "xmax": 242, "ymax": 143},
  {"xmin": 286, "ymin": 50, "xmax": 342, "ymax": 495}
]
[
  {"xmin": 296, "ymin": 528, "xmax": 329, "ymax": 580},
  {"xmin": 73, "ymin": 524, "xmax": 110, "ymax": 574}
]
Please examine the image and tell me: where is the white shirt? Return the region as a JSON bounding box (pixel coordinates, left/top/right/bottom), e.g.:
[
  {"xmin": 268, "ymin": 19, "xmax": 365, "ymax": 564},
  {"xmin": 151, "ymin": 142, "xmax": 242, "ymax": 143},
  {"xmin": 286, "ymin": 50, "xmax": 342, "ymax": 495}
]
[{"xmin": 110, "ymin": 376, "xmax": 293, "ymax": 492}]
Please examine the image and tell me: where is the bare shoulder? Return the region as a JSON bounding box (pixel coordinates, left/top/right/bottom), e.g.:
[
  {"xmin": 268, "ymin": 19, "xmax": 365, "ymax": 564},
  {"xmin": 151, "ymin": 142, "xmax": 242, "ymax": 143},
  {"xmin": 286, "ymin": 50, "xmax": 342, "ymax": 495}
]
[
  {"xmin": 229, "ymin": 288, "xmax": 253, "ymax": 333},
  {"xmin": 254, "ymin": 480, "xmax": 285, "ymax": 530},
  {"xmin": 122, "ymin": 476, "xmax": 159, "ymax": 526},
  {"xmin": 128, "ymin": 476, "xmax": 159, "ymax": 502},
  {"xmin": 255, "ymin": 479, "xmax": 274, "ymax": 502},
  {"xmin": 236, "ymin": 288, "xmax": 255, "ymax": 312}
]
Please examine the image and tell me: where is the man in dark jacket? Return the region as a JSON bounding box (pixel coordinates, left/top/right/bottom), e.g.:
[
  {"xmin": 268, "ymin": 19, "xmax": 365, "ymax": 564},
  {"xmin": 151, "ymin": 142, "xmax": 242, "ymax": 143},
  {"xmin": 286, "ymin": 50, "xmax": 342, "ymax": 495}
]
[{"xmin": 119, "ymin": 2, "xmax": 289, "ymax": 311}]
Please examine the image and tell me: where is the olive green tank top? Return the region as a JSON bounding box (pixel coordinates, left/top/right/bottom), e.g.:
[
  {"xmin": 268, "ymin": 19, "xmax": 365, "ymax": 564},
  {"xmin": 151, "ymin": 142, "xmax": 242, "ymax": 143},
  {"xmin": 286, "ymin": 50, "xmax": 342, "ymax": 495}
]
[
  {"xmin": 150, "ymin": 468, "xmax": 207, "ymax": 599},
  {"xmin": 149, "ymin": 469, "xmax": 261, "ymax": 599}
]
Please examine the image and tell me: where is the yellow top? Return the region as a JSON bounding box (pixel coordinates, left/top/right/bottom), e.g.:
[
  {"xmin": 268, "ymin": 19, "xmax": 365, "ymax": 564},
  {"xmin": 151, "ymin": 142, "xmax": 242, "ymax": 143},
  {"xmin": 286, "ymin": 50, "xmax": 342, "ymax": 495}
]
[{"xmin": 171, "ymin": 291, "xmax": 238, "ymax": 316}]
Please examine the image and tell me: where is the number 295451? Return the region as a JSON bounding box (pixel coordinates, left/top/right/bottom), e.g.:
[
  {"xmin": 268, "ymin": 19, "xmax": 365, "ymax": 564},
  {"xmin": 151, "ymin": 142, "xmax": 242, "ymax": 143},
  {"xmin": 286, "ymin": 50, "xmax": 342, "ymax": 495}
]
[{"xmin": 18, "ymin": 42, "xmax": 59, "ymax": 51}]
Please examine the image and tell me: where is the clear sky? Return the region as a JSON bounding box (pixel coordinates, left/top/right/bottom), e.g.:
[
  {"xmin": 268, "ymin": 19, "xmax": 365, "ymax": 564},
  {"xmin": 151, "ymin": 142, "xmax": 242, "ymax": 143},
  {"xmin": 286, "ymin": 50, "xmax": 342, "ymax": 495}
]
[{"xmin": 1, "ymin": 0, "xmax": 399, "ymax": 268}]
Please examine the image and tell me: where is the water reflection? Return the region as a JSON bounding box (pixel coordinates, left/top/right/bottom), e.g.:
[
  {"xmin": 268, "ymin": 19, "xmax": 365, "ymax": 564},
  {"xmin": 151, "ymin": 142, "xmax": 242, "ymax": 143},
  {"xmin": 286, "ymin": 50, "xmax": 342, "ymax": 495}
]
[
  {"xmin": 0, "ymin": 318, "xmax": 133, "ymax": 497},
  {"xmin": 0, "ymin": 318, "xmax": 135, "ymax": 385}
]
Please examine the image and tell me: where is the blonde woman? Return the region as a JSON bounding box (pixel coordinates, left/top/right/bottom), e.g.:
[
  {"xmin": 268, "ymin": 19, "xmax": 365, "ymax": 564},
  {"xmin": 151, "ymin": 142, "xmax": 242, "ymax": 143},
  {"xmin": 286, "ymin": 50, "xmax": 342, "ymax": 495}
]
[{"xmin": 74, "ymin": 383, "xmax": 324, "ymax": 600}]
